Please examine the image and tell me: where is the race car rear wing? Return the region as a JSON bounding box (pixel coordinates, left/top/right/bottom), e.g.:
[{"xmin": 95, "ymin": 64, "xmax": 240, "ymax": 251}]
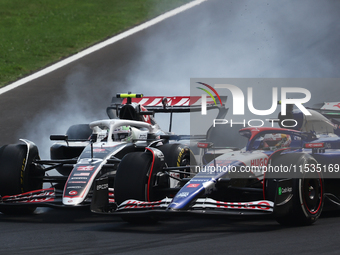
[
  {"xmin": 106, "ymin": 92, "xmax": 228, "ymax": 134},
  {"xmin": 309, "ymin": 102, "xmax": 340, "ymax": 119},
  {"xmin": 107, "ymin": 94, "xmax": 227, "ymax": 118}
]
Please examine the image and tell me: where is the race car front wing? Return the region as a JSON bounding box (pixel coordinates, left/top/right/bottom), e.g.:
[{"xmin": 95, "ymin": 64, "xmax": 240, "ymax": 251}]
[
  {"xmin": 112, "ymin": 198, "xmax": 274, "ymax": 216},
  {"xmin": 91, "ymin": 177, "xmax": 296, "ymax": 217}
]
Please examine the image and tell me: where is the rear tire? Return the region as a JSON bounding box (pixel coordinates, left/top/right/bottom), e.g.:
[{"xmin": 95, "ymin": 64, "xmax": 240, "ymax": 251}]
[
  {"xmin": 66, "ymin": 124, "xmax": 92, "ymax": 140},
  {"xmin": 114, "ymin": 151, "xmax": 164, "ymax": 224},
  {"xmin": 51, "ymin": 124, "xmax": 92, "ymax": 175},
  {"xmin": 0, "ymin": 144, "xmax": 43, "ymax": 214},
  {"xmin": 266, "ymin": 153, "xmax": 324, "ymax": 226}
]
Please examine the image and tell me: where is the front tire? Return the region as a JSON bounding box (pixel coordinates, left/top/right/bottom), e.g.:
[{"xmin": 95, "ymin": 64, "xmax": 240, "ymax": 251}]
[
  {"xmin": 0, "ymin": 144, "xmax": 43, "ymax": 214},
  {"xmin": 114, "ymin": 151, "xmax": 164, "ymax": 223},
  {"xmin": 266, "ymin": 153, "xmax": 324, "ymax": 226}
]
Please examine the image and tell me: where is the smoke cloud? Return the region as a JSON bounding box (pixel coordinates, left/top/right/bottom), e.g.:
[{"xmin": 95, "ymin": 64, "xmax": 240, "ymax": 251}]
[{"xmin": 20, "ymin": 0, "xmax": 340, "ymax": 158}]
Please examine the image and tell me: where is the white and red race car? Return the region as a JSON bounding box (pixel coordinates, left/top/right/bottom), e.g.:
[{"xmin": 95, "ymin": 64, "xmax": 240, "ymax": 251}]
[{"xmin": 0, "ymin": 93, "xmax": 225, "ymax": 214}]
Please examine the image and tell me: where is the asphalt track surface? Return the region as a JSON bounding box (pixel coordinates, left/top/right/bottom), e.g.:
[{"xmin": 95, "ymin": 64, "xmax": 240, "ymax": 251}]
[
  {"xmin": 1, "ymin": 208, "xmax": 340, "ymax": 255},
  {"xmin": 2, "ymin": 0, "xmax": 340, "ymax": 254}
]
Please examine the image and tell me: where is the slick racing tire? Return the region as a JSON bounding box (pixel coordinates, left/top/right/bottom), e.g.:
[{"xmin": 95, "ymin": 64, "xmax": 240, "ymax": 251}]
[
  {"xmin": 265, "ymin": 153, "xmax": 324, "ymax": 226},
  {"xmin": 0, "ymin": 144, "xmax": 43, "ymax": 215},
  {"xmin": 51, "ymin": 124, "xmax": 92, "ymax": 176},
  {"xmin": 114, "ymin": 151, "xmax": 164, "ymax": 224},
  {"xmin": 158, "ymin": 144, "xmax": 197, "ymax": 187},
  {"xmin": 66, "ymin": 124, "xmax": 92, "ymax": 140}
]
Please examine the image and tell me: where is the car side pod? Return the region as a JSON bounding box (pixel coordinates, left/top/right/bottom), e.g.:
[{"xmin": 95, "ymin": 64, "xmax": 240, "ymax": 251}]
[
  {"xmin": 271, "ymin": 178, "xmax": 294, "ymax": 218},
  {"xmin": 91, "ymin": 177, "xmax": 111, "ymax": 213}
]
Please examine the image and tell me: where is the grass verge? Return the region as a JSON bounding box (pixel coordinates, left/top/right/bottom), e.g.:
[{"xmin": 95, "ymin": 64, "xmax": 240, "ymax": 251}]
[{"xmin": 0, "ymin": 0, "xmax": 192, "ymax": 87}]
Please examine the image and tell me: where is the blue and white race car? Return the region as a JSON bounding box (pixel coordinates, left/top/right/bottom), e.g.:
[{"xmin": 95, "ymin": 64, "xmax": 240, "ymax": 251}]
[{"xmin": 91, "ymin": 102, "xmax": 340, "ymax": 226}]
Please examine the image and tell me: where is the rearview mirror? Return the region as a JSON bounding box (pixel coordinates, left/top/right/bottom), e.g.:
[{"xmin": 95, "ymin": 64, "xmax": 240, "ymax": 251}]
[{"xmin": 50, "ymin": 135, "xmax": 68, "ymax": 141}]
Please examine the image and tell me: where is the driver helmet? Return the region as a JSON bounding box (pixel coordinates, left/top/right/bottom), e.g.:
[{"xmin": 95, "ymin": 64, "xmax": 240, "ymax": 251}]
[
  {"xmin": 112, "ymin": 126, "xmax": 148, "ymax": 142},
  {"xmin": 112, "ymin": 126, "xmax": 131, "ymax": 141},
  {"xmin": 262, "ymin": 133, "xmax": 291, "ymax": 148}
]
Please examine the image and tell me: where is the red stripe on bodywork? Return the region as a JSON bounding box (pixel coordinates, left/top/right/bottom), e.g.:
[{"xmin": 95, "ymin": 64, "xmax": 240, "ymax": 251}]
[
  {"xmin": 145, "ymin": 148, "xmax": 155, "ymax": 202},
  {"xmin": 2, "ymin": 188, "xmax": 55, "ymax": 199}
]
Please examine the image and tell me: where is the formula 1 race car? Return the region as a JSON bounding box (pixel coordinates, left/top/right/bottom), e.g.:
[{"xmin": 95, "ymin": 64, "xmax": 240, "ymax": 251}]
[
  {"xmin": 91, "ymin": 102, "xmax": 340, "ymax": 226},
  {"xmin": 0, "ymin": 93, "xmax": 225, "ymax": 214}
]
